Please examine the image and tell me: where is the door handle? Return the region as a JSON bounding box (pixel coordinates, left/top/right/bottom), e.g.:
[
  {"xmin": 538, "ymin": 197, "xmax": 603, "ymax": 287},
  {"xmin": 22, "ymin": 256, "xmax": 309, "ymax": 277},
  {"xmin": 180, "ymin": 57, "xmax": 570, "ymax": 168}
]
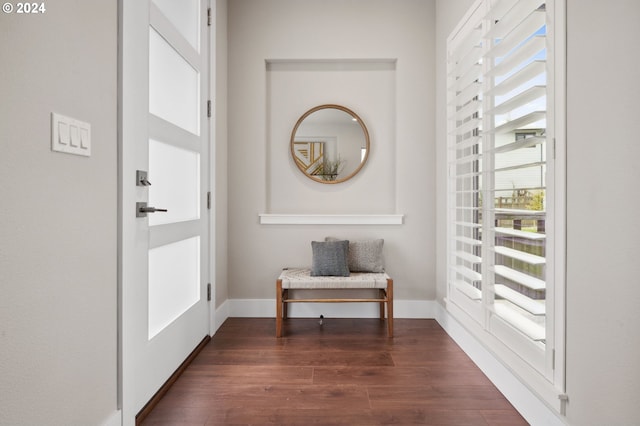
[
  {"xmin": 140, "ymin": 207, "xmax": 167, "ymax": 213},
  {"xmin": 136, "ymin": 202, "xmax": 168, "ymax": 217}
]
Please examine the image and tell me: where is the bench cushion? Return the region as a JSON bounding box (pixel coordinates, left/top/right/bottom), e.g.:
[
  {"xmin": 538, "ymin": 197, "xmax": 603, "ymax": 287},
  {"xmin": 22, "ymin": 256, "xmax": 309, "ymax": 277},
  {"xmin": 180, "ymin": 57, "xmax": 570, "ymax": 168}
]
[{"xmin": 279, "ymin": 268, "xmax": 390, "ymax": 289}]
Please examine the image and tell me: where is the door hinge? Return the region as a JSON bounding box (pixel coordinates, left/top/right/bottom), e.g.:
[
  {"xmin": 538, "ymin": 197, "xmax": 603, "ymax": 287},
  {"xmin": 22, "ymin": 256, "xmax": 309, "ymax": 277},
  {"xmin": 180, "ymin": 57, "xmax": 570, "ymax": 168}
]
[
  {"xmin": 207, "ymin": 283, "xmax": 211, "ymax": 301},
  {"xmin": 207, "ymin": 191, "xmax": 211, "ymax": 210},
  {"xmin": 207, "ymin": 100, "xmax": 211, "ymax": 118},
  {"xmin": 207, "ymin": 8, "xmax": 212, "ymax": 26}
]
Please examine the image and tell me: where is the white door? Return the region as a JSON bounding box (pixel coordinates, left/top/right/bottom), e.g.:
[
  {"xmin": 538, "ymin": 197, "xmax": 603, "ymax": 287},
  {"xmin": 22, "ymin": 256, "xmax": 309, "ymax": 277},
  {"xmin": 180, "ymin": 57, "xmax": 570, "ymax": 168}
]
[{"xmin": 120, "ymin": 1, "xmax": 210, "ymax": 424}]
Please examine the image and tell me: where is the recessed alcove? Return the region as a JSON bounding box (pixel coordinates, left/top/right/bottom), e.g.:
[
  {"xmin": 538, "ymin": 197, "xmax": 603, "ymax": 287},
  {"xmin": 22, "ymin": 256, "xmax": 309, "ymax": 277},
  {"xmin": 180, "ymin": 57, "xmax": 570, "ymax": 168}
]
[{"xmin": 262, "ymin": 59, "xmax": 403, "ymax": 225}]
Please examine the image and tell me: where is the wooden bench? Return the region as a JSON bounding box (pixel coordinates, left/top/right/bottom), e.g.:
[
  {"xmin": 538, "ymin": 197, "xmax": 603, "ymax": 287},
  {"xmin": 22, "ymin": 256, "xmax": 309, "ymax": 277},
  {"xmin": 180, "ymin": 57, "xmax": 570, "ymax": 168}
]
[{"xmin": 276, "ymin": 267, "xmax": 393, "ymax": 337}]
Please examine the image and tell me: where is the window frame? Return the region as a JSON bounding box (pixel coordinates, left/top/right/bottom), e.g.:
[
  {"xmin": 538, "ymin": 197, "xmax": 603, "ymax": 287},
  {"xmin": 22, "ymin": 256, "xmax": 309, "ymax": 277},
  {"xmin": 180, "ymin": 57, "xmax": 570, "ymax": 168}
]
[{"xmin": 445, "ymin": 0, "xmax": 566, "ymax": 413}]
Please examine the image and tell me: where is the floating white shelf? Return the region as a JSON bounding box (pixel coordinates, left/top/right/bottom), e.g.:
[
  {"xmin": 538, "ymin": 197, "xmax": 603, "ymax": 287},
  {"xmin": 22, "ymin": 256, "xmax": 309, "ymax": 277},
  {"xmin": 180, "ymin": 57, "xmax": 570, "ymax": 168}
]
[{"xmin": 259, "ymin": 214, "xmax": 404, "ymax": 225}]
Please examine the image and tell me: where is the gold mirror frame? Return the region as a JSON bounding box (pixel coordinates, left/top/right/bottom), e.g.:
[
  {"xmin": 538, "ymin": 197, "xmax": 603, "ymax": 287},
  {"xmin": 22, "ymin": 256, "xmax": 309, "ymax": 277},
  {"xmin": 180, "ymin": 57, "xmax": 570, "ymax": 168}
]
[{"xmin": 290, "ymin": 104, "xmax": 370, "ymax": 184}]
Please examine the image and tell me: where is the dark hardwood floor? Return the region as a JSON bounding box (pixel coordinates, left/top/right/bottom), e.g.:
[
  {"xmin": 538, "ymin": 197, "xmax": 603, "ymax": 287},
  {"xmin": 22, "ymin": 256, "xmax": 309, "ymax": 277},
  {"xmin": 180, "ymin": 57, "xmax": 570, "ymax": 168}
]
[{"xmin": 142, "ymin": 318, "xmax": 528, "ymax": 425}]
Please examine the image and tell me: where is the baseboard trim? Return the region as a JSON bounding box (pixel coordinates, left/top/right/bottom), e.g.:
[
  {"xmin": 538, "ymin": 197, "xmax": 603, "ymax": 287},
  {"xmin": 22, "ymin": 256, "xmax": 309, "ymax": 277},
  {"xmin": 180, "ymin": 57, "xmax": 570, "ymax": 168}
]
[
  {"xmin": 213, "ymin": 299, "xmax": 230, "ymax": 334},
  {"xmin": 434, "ymin": 303, "xmax": 566, "ymax": 426},
  {"xmin": 101, "ymin": 410, "xmax": 122, "ymax": 426},
  {"xmin": 135, "ymin": 335, "xmax": 211, "ymax": 426}
]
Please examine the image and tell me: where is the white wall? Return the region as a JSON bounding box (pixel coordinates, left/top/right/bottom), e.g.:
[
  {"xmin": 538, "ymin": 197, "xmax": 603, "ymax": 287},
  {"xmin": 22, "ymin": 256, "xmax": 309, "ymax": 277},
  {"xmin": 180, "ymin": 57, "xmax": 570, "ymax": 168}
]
[
  {"xmin": 0, "ymin": 1, "xmax": 118, "ymax": 425},
  {"xmin": 227, "ymin": 0, "xmax": 436, "ymax": 304},
  {"xmin": 266, "ymin": 60, "xmax": 396, "ymax": 213},
  {"xmin": 436, "ymin": 0, "xmax": 640, "ymax": 424},
  {"xmin": 564, "ymin": 0, "xmax": 640, "ymax": 424}
]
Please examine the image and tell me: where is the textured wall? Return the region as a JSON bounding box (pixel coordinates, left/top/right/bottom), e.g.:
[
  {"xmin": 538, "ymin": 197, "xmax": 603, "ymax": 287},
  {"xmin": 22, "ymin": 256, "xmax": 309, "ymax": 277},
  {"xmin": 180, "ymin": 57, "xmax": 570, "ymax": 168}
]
[{"xmin": 0, "ymin": 1, "xmax": 118, "ymax": 424}]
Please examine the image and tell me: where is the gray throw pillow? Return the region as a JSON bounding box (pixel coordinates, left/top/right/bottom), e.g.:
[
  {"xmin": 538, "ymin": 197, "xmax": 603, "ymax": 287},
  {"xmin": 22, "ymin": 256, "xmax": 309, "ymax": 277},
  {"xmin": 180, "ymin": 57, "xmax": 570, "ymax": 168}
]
[
  {"xmin": 310, "ymin": 240, "xmax": 350, "ymax": 276},
  {"xmin": 326, "ymin": 237, "xmax": 385, "ymax": 272}
]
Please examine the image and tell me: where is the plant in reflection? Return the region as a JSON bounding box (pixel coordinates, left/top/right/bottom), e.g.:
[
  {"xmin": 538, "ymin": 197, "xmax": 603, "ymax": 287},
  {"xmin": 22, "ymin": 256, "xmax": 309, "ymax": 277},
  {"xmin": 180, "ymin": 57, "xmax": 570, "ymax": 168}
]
[{"xmin": 313, "ymin": 156, "xmax": 345, "ymax": 181}]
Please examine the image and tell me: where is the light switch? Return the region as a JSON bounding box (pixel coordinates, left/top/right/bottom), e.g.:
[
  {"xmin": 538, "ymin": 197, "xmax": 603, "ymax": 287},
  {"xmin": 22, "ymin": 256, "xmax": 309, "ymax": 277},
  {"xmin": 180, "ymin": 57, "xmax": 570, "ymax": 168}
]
[
  {"xmin": 58, "ymin": 121, "xmax": 69, "ymax": 145},
  {"xmin": 51, "ymin": 112, "xmax": 91, "ymax": 157},
  {"xmin": 69, "ymin": 124, "xmax": 79, "ymax": 147},
  {"xmin": 80, "ymin": 128, "xmax": 89, "ymax": 150}
]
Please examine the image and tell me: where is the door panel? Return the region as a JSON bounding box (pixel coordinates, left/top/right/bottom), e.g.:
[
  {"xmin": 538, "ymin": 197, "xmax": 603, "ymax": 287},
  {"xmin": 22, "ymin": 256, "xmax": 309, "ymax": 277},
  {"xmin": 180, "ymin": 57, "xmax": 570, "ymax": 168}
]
[
  {"xmin": 148, "ymin": 139, "xmax": 200, "ymax": 226},
  {"xmin": 151, "ymin": 0, "xmax": 201, "ymax": 51},
  {"xmin": 149, "ymin": 27, "xmax": 200, "ymax": 135},
  {"xmin": 148, "ymin": 236, "xmax": 201, "ymax": 339},
  {"xmin": 120, "ymin": 1, "xmax": 210, "ymax": 424}
]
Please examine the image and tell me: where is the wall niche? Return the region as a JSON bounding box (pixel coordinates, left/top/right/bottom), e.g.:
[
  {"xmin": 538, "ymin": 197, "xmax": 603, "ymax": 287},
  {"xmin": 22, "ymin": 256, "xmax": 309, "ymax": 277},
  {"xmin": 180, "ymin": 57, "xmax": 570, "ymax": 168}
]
[{"xmin": 263, "ymin": 59, "xmax": 403, "ymax": 225}]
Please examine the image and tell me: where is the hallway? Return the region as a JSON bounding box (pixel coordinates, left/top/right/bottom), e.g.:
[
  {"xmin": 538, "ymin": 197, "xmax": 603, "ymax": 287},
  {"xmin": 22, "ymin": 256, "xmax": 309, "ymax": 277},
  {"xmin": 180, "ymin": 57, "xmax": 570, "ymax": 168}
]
[{"xmin": 141, "ymin": 318, "xmax": 527, "ymax": 425}]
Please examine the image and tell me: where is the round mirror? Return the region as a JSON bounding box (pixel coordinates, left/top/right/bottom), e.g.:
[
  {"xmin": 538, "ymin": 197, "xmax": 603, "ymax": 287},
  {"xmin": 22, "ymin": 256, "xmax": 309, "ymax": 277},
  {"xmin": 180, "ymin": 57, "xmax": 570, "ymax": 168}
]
[{"xmin": 290, "ymin": 104, "xmax": 370, "ymax": 184}]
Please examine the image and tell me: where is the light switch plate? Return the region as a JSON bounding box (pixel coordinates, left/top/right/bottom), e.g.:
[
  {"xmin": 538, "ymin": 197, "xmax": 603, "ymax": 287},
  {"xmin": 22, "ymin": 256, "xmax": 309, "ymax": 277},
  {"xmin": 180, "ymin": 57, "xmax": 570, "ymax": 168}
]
[{"xmin": 51, "ymin": 112, "xmax": 91, "ymax": 157}]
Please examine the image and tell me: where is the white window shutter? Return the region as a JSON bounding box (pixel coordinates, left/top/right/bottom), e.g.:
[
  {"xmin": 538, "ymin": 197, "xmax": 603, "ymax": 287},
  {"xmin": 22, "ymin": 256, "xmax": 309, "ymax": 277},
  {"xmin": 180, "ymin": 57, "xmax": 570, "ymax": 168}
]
[{"xmin": 447, "ymin": 0, "xmax": 553, "ymax": 378}]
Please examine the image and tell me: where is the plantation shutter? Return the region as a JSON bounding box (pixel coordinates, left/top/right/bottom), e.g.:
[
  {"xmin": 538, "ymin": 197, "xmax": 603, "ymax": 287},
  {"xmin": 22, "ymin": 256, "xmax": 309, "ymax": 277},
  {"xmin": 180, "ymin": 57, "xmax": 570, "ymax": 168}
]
[
  {"xmin": 448, "ymin": 0, "xmax": 551, "ymax": 374},
  {"xmin": 447, "ymin": 1, "xmax": 485, "ymax": 320},
  {"xmin": 485, "ymin": 0, "xmax": 548, "ymax": 345}
]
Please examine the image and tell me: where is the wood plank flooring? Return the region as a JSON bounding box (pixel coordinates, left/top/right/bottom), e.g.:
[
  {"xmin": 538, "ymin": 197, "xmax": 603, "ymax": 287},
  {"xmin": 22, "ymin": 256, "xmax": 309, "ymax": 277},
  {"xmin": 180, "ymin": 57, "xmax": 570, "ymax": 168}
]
[{"xmin": 141, "ymin": 318, "xmax": 528, "ymax": 425}]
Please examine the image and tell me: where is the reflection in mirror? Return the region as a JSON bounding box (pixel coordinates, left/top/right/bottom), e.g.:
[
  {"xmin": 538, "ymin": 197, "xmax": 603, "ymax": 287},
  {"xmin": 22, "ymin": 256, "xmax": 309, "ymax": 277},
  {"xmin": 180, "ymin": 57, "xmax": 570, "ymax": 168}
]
[{"xmin": 290, "ymin": 104, "xmax": 369, "ymax": 184}]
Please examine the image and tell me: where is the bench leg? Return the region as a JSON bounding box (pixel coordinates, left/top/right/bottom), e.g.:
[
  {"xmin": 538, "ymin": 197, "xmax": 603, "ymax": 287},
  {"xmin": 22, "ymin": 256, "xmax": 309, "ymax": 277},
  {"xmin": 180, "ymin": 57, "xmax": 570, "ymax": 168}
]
[
  {"xmin": 276, "ymin": 279, "xmax": 283, "ymax": 338},
  {"xmin": 387, "ymin": 279, "xmax": 394, "ymax": 337},
  {"xmin": 379, "ymin": 289, "xmax": 385, "ymax": 320},
  {"xmin": 283, "ymin": 289, "xmax": 289, "ymax": 320}
]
